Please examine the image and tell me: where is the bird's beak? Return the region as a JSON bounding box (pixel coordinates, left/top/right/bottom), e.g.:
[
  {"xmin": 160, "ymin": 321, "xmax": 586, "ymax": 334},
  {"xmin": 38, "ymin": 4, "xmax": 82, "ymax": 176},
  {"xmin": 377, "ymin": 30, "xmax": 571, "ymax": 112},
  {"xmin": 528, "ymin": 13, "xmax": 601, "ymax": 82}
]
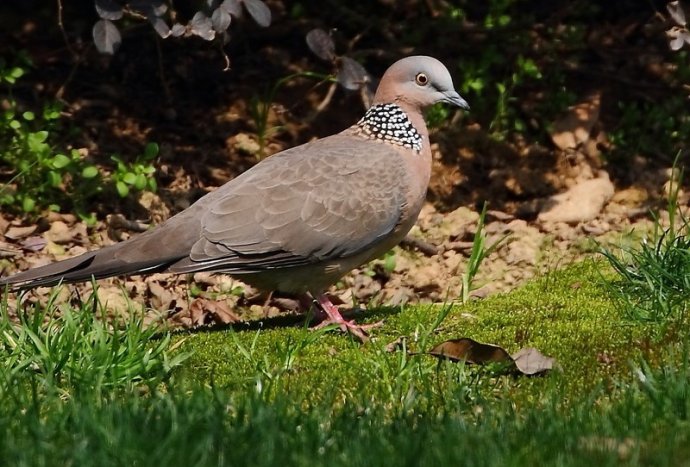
[{"xmin": 442, "ymin": 90, "xmax": 470, "ymax": 110}]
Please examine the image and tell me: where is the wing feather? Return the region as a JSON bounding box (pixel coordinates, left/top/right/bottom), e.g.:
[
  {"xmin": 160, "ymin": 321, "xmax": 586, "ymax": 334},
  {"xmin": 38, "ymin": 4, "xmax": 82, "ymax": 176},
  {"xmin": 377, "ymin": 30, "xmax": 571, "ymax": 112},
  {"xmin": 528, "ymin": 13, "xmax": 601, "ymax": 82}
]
[{"xmin": 170, "ymin": 135, "xmax": 407, "ymax": 273}]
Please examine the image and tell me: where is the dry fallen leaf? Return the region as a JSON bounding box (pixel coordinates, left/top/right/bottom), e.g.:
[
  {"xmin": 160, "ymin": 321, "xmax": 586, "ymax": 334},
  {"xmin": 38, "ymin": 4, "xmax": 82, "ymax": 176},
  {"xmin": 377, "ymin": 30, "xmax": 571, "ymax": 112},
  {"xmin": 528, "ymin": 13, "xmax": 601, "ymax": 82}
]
[
  {"xmin": 0, "ymin": 241, "xmax": 20, "ymax": 258},
  {"xmin": 147, "ymin": 280, "xmax": 175, "ymax": 310},
  {"xmin": 44, "ymin": 221, "xmax": 73, "ymax": 244},
  {"xmin": 422, "ymin": 337, "xmax": 557, "ymax": 376},
  {"xmin": 20, "ymin": 236, "xmax": 47, "ymax": 252},
  {"xmin": 4, "ymin": 225, "xmax": 38, "ymax": 240},
  {"xmin": 385, "ymin": 336, "xmax": 406, "ymax": 353},
  {"xmin": 511, "ymin": 347, "xmax": 557, "ymax": 375},
  {"xmin": 189, "ymin": 298, "xmax": 241, "ymax": 326},
  {"xmin": 427, "ymin": 337, "xmax": 512, "ymax": 364}
]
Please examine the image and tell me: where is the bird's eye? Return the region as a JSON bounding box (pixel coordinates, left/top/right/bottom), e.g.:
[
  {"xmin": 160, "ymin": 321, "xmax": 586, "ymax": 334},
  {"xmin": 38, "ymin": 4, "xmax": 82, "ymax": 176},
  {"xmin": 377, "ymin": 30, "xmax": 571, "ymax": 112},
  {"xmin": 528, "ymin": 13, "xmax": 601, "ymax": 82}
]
[{"xmin": 415, "ymin": 73, "xmax": 429, "ymax": 86}]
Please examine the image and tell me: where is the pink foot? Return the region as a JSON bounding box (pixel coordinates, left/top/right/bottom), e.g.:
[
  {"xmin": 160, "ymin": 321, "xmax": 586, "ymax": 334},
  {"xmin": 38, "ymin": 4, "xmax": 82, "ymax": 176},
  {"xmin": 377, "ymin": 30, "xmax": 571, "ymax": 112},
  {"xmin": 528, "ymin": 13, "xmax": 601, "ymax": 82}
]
[{"xmin": 311, "ymin": 294, "xmax": 382, "ymax": 342}]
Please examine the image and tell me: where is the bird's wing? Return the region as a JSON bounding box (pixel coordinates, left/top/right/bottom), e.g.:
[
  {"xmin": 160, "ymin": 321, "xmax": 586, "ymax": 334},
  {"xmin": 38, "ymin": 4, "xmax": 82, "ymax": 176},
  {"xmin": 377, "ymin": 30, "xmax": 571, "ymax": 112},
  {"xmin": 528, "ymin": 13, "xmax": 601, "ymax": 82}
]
[{"xmin": 169, "ymin": 135, "xmax": 408, "ymax": 273}]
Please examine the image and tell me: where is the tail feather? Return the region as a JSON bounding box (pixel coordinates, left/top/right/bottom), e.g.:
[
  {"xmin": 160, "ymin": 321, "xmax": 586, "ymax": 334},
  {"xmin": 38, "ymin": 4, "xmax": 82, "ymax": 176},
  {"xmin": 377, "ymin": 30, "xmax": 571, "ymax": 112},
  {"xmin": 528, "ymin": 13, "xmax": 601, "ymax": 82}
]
[
  {"xmin": 1, "ymin": 203, "xmax": 207, "ymax": 290},
  {"xmin": 0, "ymin": 240, "xmax": 185, "ymax": 290}
]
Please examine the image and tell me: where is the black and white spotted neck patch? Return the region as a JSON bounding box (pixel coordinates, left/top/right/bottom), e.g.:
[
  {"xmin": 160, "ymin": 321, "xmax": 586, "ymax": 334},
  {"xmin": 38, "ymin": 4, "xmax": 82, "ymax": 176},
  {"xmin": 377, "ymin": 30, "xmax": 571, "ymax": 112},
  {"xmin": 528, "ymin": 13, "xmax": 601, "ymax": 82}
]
[{"xmin": 355, "ymin": 103, "xmax": 423, "ymax": 151}]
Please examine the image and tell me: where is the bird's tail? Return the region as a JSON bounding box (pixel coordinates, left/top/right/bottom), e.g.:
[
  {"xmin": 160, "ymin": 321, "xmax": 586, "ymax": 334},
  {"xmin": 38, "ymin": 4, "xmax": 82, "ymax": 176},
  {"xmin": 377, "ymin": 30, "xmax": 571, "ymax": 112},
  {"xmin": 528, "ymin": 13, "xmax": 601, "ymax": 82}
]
[
  {"xmin": 0, "ymin": 239, "xmax": 183, "ymax": 290},
  {"xmin": 0, "ymin": 212, "xmax": 203, "ymax": 290}
]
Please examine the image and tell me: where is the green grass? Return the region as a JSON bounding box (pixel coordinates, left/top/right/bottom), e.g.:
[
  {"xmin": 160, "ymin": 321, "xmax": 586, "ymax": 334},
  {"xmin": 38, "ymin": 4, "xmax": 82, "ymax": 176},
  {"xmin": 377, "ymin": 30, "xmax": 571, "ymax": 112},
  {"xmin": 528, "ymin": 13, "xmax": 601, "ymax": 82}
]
[
  {"xmin": 600, "ymin": 159, "xmax": 690, "ymax": 325},
  {"xmin": 180, "ymin": 261, "xmax": 651, "ymax": 398},
  {"xmin": 1, "ymin": 260, "xmax": 689, "ymax": 465}
]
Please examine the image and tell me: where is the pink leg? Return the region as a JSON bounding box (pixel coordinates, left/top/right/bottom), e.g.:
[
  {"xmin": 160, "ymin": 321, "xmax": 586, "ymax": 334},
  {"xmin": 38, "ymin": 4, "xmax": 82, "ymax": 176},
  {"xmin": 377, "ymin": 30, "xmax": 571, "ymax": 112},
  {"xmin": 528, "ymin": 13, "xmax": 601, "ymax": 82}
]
[{"xmin": 311, "ymin": 293, "xmax": 382, "ymax": 342}]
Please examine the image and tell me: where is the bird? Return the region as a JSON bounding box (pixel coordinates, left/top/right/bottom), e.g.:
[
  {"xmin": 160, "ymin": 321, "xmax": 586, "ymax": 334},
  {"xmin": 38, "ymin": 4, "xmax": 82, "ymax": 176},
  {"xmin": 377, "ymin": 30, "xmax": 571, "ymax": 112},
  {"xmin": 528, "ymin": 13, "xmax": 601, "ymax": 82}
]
[{"xmin": 0, "ymin": 56, "xmax": 469, "ymax": 341}]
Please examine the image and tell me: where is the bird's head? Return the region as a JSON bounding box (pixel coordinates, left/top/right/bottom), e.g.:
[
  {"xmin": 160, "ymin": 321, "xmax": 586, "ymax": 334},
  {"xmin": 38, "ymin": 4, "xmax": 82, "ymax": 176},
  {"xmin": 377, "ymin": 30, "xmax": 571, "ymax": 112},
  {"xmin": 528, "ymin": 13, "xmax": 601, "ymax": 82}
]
[{"xmin": 373, "ymin": 55, "xmax": 470, "ymax": 111}]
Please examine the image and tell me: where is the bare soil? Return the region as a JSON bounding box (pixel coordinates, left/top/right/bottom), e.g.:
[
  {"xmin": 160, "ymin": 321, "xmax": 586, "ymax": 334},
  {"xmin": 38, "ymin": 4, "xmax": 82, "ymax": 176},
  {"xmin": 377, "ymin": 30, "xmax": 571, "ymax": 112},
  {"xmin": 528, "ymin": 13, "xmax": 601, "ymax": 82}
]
[
  {"xmin": 1, "ymin": 116, "xmax": 679, "ymax": 330},
  {"xmin": 0, "ymin": 4, "xmax": 686, "ymax": 329}
]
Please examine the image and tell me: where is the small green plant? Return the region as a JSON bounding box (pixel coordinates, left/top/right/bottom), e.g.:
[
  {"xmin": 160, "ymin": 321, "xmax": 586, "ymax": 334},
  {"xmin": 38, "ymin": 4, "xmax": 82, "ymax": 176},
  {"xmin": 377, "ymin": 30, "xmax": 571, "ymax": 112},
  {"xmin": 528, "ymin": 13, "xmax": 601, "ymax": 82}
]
[
  {"xmin": 0, "ymin": 286, "xmax": 188, "ymax": 392},
  {"xmin": 425, "ymin": 102, "xmax": 451, "ymax": 129},
  {"xmin": 460, "ymin": 203, "xmax": 507, "ymax": 303},
  {"xmin": 634, "ymin": 342, "xmax": 690, "ymax": 422},
  {"xmin": 0, "ymin": 56, "xmax": 27, "ymax": 85},
  {"xmin": 489, "ymin": 55, "xmax": 542, "ymax": 139},
  {"xmin": 110, "ymin": 142, "xmax": 159, "ymax": 198},
  {"xmin": 608, "ymin": 98, "xmax": 690, "ymax": 162},
  {"xmin": 249, "ymin": 71, "xmax": 331, "ymax": 158},
  {"xmin": 0, "ymin": 97, "xmax": 101, "ymax": 216},
  {"xmin": 0, "ymin": 56, "xmax": 103, "ymax": 219},
  {"xmin": 248, "ymin": 93, "xmax": 277, "ymax": 158},
  {"xmin": 600, "ymin": 155, "xmax": 690, "ymax": 323},
  {"xmin": 0, "ymin": 54, "xmax": 160, "ymax": 219},
  {"xmin": 382, "ymin": 250, "xmax": 397, "ymax": 274}
]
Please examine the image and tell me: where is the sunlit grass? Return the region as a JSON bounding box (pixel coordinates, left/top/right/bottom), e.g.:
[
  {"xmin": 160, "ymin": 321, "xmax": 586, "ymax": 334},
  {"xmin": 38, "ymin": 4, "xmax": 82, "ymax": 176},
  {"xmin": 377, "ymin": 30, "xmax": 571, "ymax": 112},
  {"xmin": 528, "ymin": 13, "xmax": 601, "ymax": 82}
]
[
  {"xmin": 600, "ymin": 157, "xmax": 690, "ymax": 325},
  {"xmin": 0, "ymin": 259, "xmax": 688, "ymax": 465}
]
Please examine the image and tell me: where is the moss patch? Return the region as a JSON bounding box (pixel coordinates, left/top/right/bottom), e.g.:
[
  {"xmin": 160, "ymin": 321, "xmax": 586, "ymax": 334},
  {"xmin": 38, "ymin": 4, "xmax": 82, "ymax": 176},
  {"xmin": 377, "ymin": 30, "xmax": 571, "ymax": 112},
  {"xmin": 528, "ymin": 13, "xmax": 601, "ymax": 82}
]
[{"xmin": 177, "ymin": 259, "xmax": 658, "ymax": 404}]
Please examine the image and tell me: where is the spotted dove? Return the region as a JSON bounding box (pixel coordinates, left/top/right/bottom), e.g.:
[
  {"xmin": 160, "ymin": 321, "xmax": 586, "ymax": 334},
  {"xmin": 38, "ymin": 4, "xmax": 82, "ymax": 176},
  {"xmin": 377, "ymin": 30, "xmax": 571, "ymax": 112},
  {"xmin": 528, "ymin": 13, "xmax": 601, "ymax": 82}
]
[{"xmin": 0, "ymin": 56, "xmax": 469, "ymax": 340}]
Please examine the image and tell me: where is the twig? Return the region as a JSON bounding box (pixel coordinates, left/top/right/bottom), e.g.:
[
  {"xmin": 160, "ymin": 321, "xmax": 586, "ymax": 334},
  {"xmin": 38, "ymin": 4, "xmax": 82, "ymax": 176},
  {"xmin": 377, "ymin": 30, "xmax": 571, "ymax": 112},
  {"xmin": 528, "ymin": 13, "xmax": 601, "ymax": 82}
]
[
  {"xmin": 400, "ymin": 236, "xmax": 440, "ymax": 256},
  {"xmin": 55, "ymin": 0, "xmax": 86, "ymax": 100},
  {"xmin": 445, "ymin": 241, "xmax": 475, "ymax": 252},
  {"xmin": 56, "ymin": 0, "xmax": 78, "ymax": 59},
  {"xmin": 315, "ymin": 81, "xmax": 337, "ymax": 113},
  {"xmin": 155, "ymin": 36, "xmax": 173, "ymax": 105},
  {"xmin": 108, "ymin": 214, "xmax": 150, "ymax": 232}
]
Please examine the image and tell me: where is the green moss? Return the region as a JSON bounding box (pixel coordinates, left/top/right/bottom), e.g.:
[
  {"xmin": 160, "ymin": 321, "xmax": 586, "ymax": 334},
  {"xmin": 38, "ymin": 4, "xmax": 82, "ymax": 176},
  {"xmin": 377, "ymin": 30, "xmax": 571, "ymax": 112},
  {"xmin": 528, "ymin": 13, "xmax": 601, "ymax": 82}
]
[
  {"xmin": 2, "ymin": 259, "xmax": 689, "ymax": 465},
  {"xmin": 177, "ymin": 259, "xmax": 658, "ymax": 405}
]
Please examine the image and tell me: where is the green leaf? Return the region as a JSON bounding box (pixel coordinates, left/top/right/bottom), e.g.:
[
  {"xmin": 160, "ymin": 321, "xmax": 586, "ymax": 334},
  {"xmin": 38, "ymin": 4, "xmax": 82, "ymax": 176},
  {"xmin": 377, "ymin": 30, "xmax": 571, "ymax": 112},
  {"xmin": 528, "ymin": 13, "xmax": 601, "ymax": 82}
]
[
  {"xmin": 28, "ymin": 131, "xmax": 49, "ymax": 153},
  {"xmin": 22, "ymin": 197, "xmax": 35, "ymax": 212},
  {"xmin": 43, "ymin": 105, "xmax": 61, "ymax": 120},
  {"xmin": 47, "ymin": 171, "xmax": 62, "ymax": 187},
  {"xmin": 148, "ymin": 178, "xmax": 157, "ymax": 192},
  {"xmin": 143, "ymin": 142, "xmax": 159, "ymax": 160},
  {"xmin": 51, "ymin": 154, "xmax": 71, "ymax": 169},
  {"xmin": 9, "ymin": 67, "xmax": 24, "ymax": 79},
  {"xmin": 116, "ymin": 181, "xmax": 129, "ymax": 197},
  {"xmin": 22, "ymin": 111, "xmax": 35, "ymax": 121},
  {"xmin": 134, "ymin": 173, "xmax": 147, "ymax": 190},
  {"xmin": 123, "ymin": 172, "xmax": 137, "ymax": 185},
  {"xmin": 9, "ymin": 119, "xmax": 21, "ymax": 130},
  {"xmin": 78, "ymin": 211, "xmax": 98, "ymax": 226},
  {"xmin": 82, "ymin": 166, "xmax": 99, "ymax": 179},
  {"xmin": 384, "ymin": 251, "xmax": 396, "ymax": 273},
  {"xmin": 31, "ymin": 130, "xmax": 49, "ymax": 144}
]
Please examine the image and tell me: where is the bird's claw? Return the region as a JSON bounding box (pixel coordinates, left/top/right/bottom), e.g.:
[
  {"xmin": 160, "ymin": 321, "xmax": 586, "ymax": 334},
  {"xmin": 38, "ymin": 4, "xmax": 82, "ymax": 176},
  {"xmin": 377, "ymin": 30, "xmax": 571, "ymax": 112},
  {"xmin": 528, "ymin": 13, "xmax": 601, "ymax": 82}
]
[
  {"xmin": 310, "ymin": 293, "xmax": 383, "ymax": 343},
  {"xmin": 312, "ymin": 317, "xmax": 383, "ymax": 342}
]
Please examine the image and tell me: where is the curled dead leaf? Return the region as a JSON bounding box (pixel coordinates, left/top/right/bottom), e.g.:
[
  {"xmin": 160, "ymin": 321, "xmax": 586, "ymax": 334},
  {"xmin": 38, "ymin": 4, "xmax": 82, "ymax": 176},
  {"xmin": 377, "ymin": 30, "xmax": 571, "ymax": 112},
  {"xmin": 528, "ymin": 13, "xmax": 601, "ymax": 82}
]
[
  {"xmin": 20, "ymin": 236, "xmax": 47, "ymax": 252},
  {"xmin": 427, "ymin": 337, "xmax": 512, "ymax": 364},
  {"xmin": 0, "ymin": 241, "xmax": 20, "ymax": 258},
  {"xmin": 44, "ymin": 220, "xmax": 87, "ymax": 244},
  {"xmin": 385, "ymin": 336, "xmax": 406, "ymax": 353},
  {"xmin": 189, "ymin": 298, "xmax": 241, "ymax": 326},
  {"xmin": 423, "ymin": 337, "xmax": 557, "ymax": 376},
  {"xmin": 148, "ymin": 280, "xmax": 174, "ymax": 311},
  {"xmin": 511, "ymin": 347, "xmax": 558, "ymax": 375},
  {"xmin": 4, "ymin": 225, "xmax": 37, "ymax": 240}
]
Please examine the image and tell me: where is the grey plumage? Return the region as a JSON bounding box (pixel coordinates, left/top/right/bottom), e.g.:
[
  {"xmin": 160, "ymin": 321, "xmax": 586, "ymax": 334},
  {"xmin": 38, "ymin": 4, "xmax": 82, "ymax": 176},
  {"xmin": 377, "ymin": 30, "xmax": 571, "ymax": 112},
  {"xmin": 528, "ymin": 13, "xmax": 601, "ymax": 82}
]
[{"xmin": 1, "ymin": 56, "xmax": 469, "ymax": 340}]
